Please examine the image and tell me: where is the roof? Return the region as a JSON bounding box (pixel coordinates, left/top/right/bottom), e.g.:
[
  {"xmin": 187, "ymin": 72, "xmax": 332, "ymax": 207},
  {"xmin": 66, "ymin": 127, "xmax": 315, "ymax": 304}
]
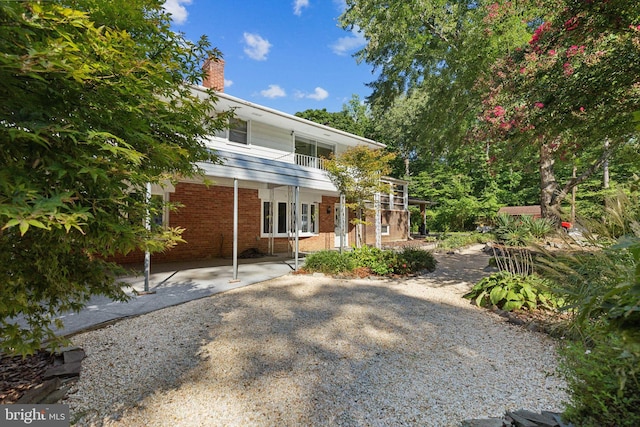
[
  {"xmin": 192, "ymin": 86, "xmax": 386, "ymax": 150},
  {"xmin": 408, "ymin": 198, "xmax": 437, "ymax": 207},
  {"xmin": 497, "ymin": 205, "xmax": 542, "ymax": 217}
]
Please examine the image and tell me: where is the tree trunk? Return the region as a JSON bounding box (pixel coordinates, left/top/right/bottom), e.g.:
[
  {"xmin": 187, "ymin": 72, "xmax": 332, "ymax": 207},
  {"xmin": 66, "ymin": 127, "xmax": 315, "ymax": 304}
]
[{"xmin": 539, "ymin": 143, "xmax": 562, "ymax": 224}]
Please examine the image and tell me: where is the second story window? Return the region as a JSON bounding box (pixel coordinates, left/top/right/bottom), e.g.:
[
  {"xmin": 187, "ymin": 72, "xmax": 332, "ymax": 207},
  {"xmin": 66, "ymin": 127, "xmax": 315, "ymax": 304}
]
[{"xmin": 229, "ymin": 118, "xmax": 248, "ymax": 144}]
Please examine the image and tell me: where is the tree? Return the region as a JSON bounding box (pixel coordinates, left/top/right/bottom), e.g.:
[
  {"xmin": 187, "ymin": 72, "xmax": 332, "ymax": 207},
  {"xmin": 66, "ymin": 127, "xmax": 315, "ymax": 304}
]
[
  {"xmin": 325, "ymin": 146, "xmax": 395, "ymax": 247},
  {"xmin": 295, "ymin": 95, "xmax": 373, "ymax": 138},
  {"xmin": 0, "ymin": 1, "xmax": 228, "ymax": 354},
  {"xmin": 340, "ymin": 0, "xmax": 536, "ymax": 151},
  {"xmin": 475, "ymin": 0, "xmax": 640, "ymax": 221}
]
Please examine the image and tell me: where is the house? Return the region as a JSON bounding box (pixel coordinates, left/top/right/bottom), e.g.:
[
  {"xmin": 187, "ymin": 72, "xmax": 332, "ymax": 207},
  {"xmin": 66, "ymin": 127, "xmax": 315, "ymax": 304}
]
[{"xmin": 113, "ymin": 59, "xmax": 409, "ymax": 266}]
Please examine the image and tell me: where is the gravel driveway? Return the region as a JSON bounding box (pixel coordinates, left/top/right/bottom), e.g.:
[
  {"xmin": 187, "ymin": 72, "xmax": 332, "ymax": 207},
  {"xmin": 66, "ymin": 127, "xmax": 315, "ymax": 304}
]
[{"xmin": 65, "ymin": 245, "xmax": 567, "ymax": 426}]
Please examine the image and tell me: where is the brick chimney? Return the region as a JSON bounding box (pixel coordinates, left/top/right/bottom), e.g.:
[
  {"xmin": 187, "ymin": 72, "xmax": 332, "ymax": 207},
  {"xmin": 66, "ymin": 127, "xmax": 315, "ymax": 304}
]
[{"xmin": 202, "ymin": 58, "xmax": 225, "ymax": 92}]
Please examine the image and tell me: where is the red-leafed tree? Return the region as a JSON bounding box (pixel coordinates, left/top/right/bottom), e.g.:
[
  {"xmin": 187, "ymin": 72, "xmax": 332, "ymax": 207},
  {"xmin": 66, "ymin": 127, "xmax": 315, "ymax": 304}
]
[{"xmin": 475, "ymin": 0, "xmax": 640, "ymax": 222}]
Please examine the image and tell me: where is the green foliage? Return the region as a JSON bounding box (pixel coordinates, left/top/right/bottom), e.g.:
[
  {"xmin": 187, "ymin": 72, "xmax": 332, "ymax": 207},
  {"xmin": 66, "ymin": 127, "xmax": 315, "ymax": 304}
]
[
  {"xmin": 340, "ymin": 0, "xmax": 534, "ymax": 150},
  {"xmin": 303, "ymin": 246, "xmax": 437, "ymax": 277},
  {"xmin": 325, "ymin": 146, "xmax": 395, "ymax": 247},
  {"xmin": 536, "ymin": 193, "xmax": 640, "ymax": 425},
  {"xmin": 475, "ymin": 0, "xmax": 640, "ymax": 220},
  {"xmin": 295, "ymin": 95, "xmax": 373, "ymax": 138},
  {"xmin": 301, "ymin": 250, "xmax": 356, "ymax": 275},
  {"xmin": 347, "ymin": 245, "xmax": 396, "ymax": 275},
  {"xmin": 0, "ymin": 1, "xmax": 227, "ymax": 355},
  {"xmin": 559, "ymin": 334, "xmax": 640, "ymax": 427},
  {"xmin": 436, "ymin": 232, "xmax": 495, "ymax": 251},
  {"xmin": 464, "ymin": 271, "xmax": 558, "ymax": 312},
  {"xmin": 398, "ymin": 247, "xmax": 438, "ymax": 273},
  {"xmin": 494, "ymin": 214, "xmax": 555, "ymax": 246}
]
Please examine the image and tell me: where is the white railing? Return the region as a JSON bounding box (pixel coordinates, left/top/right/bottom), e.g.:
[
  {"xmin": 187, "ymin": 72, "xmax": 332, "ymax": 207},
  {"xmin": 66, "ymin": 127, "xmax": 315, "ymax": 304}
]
[{"xmin": 295, "ymin": 153, "xmax": 327, "ymax": 170}]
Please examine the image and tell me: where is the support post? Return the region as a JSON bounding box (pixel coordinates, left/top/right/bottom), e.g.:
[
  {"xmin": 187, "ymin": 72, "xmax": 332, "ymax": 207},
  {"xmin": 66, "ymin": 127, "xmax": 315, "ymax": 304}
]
[
  {"xmin": 294, "ymin": 186, "xmax": 300, "ymax": 271},
  {"xmin": 339, "ymin": 194, "xmax": 345, "ymax": 253},
  {"xmin": 144, "ymin": 182, "xmax": 151, "ymax": 293},
  {"xmin": 374, "ymin": 192, "xmax": 381, "ymax": 249},
  {"xmin": 232, "ymin": 178, "xmax": 238, "ymax": 281}
]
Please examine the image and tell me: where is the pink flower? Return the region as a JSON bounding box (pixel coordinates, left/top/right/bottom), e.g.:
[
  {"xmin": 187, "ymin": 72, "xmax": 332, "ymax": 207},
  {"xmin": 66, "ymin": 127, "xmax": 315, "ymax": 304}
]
[
  {"xmin": 493, "ymin": 105, "xmax": 506, "ymax": 117},
  {"xmin": 564, "ymin": 17, "xmax": 579, "ymax": 31},
  {"xmin": 579, "ymin": 106, "xmax": 585, "ymax": 112},
  {"xmin": 566, "ymin": 45, "xmax": 585, "ymax": 57},
  {"xmin": 548, "ymin": 49, "xmax": 557, "ymax": 56},
  {"xmin": 563, "ymin": 62, "xmax": 574, "ymax": 76},
  {"xmin": 535, "ymin": 102, "xmax": 544, "ymax": 109}
]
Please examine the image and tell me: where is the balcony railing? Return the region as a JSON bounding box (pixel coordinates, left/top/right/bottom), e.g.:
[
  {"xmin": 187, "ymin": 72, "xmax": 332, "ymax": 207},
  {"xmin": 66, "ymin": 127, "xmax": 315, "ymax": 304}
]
[{"xmin": 295, "ymin": 153, "xmax": 327, "ymax": 170}]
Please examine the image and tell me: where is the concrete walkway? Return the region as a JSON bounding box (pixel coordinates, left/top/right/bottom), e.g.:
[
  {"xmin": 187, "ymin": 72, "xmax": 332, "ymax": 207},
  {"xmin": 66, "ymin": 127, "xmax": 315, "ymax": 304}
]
[{"xmin": 55, "ymin": 255, "xmax": 296, "ymax": 337}]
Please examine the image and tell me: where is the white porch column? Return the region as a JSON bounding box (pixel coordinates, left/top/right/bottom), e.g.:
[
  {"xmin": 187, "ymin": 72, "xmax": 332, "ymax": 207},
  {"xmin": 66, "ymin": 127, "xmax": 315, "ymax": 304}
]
[
  {"xmin": 375, "ymin": 192, "xmax": 381, "ymax": 249},
  {"xmin": 143, "ymin": 182, "xmax": 152, "ymax": 292},
  {"xmin": 294, "ymin": 185, "xmax": 300, "ymax": 271},
  {"xmin": 339, "ymin": 194, "xmax": 346, "ymax": 253},
  {"xmin": 232, "ymin": 177, "xmax": 238, "ymax": 281}
]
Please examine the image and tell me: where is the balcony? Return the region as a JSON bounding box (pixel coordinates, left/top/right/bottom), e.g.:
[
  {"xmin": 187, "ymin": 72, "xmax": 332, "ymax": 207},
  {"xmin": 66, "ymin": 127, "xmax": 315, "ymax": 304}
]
[{"xmin": 295, "ymin": 153, "xmax": 327, "ymax": 170}]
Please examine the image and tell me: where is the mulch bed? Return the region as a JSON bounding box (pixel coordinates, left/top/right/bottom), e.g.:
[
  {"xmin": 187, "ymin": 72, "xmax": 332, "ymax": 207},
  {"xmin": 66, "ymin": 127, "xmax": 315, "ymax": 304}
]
[{"xmin": 1, "ymin": 350, "xmax": 55, "ymax": 403}]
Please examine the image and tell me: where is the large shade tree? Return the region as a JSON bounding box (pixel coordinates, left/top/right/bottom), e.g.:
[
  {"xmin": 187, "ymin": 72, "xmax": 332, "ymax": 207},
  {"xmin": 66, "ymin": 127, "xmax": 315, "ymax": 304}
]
[
  {"xmin": 340, "ymin": 0, "xmax": 536, "ymax": 152},
  {"xmin": 475, "ymin": 0, "xmax": 640, "ymax": 221},
  {"xmin": 0, "ymin": 1, "xmax": 228, "ymax": 354}
]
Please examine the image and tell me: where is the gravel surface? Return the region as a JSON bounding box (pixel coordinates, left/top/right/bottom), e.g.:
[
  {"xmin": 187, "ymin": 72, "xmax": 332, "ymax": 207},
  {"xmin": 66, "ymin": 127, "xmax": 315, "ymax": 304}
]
[{"xmin": 64, "ymin": 245, "xmax": 567, "ymax": 426}]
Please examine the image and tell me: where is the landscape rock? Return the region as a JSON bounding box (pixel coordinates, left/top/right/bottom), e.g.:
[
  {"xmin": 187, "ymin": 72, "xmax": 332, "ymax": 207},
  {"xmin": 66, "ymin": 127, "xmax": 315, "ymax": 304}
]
[
  {"xmin": 43, "ymin": 361, "xmax": 82, "ymax": 379},
  {"xmin": 16, "ymin": 378, "xmax": 61, "ymax": 404}
]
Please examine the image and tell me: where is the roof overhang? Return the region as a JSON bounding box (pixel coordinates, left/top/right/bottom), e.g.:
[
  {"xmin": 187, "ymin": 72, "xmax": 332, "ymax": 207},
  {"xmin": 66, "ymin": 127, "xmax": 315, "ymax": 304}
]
[{"xmin": 192, "ymin": 86, "xmax": 386, "ymax": 150}]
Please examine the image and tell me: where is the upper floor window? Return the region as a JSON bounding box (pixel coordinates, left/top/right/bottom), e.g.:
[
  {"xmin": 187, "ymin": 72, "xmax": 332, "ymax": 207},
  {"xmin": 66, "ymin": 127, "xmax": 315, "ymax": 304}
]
[
  {"xmin": 215, "ymin": 117, "xmax": 249, "ymax": 144},
  {"xmin": 294, "ymin": 136, "xmax": 334, "ymax": 169},
  {"xmin": 229, "ymin": 118, "xmax": 248, "ymax": 144}
]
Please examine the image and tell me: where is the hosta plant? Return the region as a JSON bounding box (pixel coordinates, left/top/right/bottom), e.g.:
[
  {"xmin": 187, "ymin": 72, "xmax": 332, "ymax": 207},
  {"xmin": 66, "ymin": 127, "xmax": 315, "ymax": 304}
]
[{"xmin": 464, "ymin": 271, "xmax": 557, "ymax": 311}]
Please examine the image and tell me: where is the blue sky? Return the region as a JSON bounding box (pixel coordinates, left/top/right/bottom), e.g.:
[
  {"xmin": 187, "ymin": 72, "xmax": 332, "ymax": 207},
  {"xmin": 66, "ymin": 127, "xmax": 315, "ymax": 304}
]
[{"xmin": 163, "ymin": 0, "xmax": 377, "ymax": 115}]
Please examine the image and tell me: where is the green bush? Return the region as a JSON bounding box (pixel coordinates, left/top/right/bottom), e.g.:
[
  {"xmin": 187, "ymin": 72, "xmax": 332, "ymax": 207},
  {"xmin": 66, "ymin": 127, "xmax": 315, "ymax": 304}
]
[
  {"xmin": 397, "ymin": 247, "xmax": 438, "ymax": 273},
  {"xmin": 348, "ymin": 245, "xmax": 396, "ymax": 275},
  {"xmin": 303, "ymin": 246, "xmax": 437, "ymax": 277},
  {"xmin": 436, "ymin": 232, "xmax": 494, "ymax": 250},
  {"xmin": 535, "ymin": 191, "xmax": 640, "ymax": 426},
  {"xmin": 494, "ymin": 213, "xmax": 556, "ymax": 246},
  {"xmin": 559, "ymin": 333, "xmax": 640, "ymax": 427},
  {"xmin": 463, "ymin": 271, "xmax": 558, "ymax": 311},
  {"xmin": 302, "ymin": 250, "xmax": 355, "ymax": 275}
]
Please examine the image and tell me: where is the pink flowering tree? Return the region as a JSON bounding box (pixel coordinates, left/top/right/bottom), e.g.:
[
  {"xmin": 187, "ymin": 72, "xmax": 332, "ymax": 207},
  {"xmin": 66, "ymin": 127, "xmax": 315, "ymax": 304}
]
[{"xmin": 475, "ymin": 0, "xmax": 640, "ymax": 222}]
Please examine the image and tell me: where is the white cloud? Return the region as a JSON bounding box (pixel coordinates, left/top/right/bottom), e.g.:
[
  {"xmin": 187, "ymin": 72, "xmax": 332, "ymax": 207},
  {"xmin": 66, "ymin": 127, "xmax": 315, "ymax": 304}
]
[
  {"xmin": 243, "ymin": 33, "xmax": 272, "ymax": 61},
  {"xmin": 293, "ymin": 0, "xmax": 310, "ymax": 16},
  {"xmin": 224, "ymin": 79, "xmax": 233, "ymax": 89},
  {"xmin": 260, "ymin": 84, "xmax": 286, "ymax": 99},
  {"xmin": 331, "ymin": 28, "xmax": 366, "ymax": 56},
  {"xmin": 308, "ymin": 87, "xmax": 329, "ymax": 100},
  {"xmin": 295, "ymin": 87, "xmax": 329, "ymax": 101},
  {"xmin": 162, "ymin": 0, "xmax": 192, "ymax": 25}
]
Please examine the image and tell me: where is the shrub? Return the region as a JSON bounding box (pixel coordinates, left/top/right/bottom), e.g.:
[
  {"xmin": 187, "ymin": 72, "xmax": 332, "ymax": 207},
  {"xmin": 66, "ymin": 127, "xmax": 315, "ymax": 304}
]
[
  {"xmin": 535, "ymin": 191, "xmax": 640, "ymax": 426},
  {"xmin": 397, "ymin": 247, "xmax": 437, "ymax": 273},
  {"xmin": 494, "ymin": 213, "xmax": 556, "ymax": 246},
  {"xmin": 303, "ymin": 246, "xmax": 436, "ymax": 277},
  {"xmin": 559, "ymin": 333, "xmax": 640, "ymax": 427},
  {"xmin": 463, "ymin": 271, "xmax": 558, "ymax": 311},
  {"xmin": 348, "ymin": 245, "xmax": 396, "ymax": 275},
  {"xmin": 436, "ymin": 232, "xmax": 495, "ymax": 250},
  {"xmin": 302, "ymin": 250, "xmax": 355, "ymax": 275}
]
